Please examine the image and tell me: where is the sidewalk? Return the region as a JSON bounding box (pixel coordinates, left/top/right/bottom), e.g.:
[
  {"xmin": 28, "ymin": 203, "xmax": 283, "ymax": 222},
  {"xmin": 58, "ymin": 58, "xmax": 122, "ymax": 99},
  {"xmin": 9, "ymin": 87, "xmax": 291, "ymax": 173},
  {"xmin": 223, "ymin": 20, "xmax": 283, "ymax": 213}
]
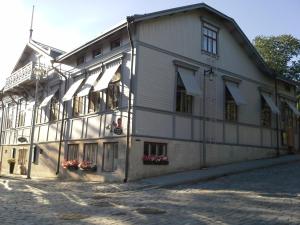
[{"xmin": 138, "ymin": 154, "xmax": 300, "ymax": 188}]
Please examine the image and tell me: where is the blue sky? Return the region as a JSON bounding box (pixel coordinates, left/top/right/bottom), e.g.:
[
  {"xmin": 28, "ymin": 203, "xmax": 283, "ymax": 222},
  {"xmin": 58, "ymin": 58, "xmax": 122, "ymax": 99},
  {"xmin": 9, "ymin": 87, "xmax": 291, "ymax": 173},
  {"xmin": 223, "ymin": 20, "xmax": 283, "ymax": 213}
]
[{"xmin": 0, "ymin": 0, "xmax": 299, "ymax": 86}]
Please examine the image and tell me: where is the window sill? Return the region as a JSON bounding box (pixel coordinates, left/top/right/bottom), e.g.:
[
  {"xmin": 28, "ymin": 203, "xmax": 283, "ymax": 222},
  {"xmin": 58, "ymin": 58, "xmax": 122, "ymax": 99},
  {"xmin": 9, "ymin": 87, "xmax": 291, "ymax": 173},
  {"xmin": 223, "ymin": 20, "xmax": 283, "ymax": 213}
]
[
  {"xmin": 143, "ymin": 161, "xmax": 169, "ymax": 165},
  {"xmin": 201, "ymin": 50, "xmax": 219, "ymax": 59}
]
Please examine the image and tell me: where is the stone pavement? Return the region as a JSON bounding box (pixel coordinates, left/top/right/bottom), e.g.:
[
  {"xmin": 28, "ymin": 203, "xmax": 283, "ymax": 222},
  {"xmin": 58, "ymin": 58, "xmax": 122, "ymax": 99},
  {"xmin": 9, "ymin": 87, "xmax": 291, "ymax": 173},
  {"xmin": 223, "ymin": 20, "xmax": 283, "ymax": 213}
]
[{"xmin": 0, "ymin": 156, "xmax": 300, "ymax": 224}]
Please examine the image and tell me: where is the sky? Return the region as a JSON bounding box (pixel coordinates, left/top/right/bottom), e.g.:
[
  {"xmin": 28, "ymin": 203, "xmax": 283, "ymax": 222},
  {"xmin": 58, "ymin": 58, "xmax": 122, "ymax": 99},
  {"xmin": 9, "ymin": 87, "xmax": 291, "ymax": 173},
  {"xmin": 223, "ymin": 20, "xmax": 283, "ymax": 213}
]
[{"xmin": 0, "ymin": 0, "xmax": 299, "ymax": 88}]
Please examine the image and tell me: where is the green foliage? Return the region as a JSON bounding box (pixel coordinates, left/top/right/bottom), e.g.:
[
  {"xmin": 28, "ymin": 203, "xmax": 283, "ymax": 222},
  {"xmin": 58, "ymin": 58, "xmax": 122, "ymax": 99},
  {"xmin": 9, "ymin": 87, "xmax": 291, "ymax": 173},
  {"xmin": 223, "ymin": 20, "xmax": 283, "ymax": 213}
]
[{"xmin": 253, "ymin": 35, "xmax": 300, "ymax": 80}]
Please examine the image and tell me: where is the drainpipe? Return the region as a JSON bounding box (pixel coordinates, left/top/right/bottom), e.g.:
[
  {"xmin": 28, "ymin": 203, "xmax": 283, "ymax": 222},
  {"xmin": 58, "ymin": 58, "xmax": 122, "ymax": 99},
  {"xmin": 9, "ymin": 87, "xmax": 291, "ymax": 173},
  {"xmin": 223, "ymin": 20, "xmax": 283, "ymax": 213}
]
[
  {"xmin": 52, "ymin": 64, "xmax": 68, "ymax": 175},
  {"xmin": 0, "ymin": 92, "xmax": 5, "ymax": 176},
  {"xmin": 275, "ymin": 77, "xmax": 280, "ymax": 157},
  {"xmin": 124, "ymin": 16, "xmax": 135, "ymax": 183}
]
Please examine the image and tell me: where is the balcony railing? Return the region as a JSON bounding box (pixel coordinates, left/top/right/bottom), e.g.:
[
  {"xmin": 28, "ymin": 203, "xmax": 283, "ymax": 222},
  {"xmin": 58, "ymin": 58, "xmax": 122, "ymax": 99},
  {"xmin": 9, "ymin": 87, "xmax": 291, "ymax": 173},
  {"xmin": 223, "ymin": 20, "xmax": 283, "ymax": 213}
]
[{"xmin": 4, "ymin": 62, "xmax": 35, "ymax": 91}]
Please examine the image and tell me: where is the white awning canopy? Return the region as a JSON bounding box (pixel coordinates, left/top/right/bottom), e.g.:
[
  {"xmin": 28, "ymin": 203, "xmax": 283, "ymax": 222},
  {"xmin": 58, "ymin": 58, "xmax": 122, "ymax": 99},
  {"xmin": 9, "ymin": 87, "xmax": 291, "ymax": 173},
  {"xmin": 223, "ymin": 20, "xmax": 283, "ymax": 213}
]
[
  {"xmin": 62, "ymin": 78, "xmax": 84, "ymax": 102},
  {"xmin": 261, "ymin": 92, "xmax": 280, "ymax": 114},
  {"xmin": 76, "ymin": 70, "xmax": 101, "ymax": 97},
  {"xmin": 39, "ymin": 86, "xmax": 59, "ymax": 107},
  {"xmin": 286, "ymin": 101, "xmax": 300, "ymax": 117},
  {"xmin": 225, "ymin": 82, "xmax": 246, "ymax": 105},
  {"xmin": 177, "ymin": 67, "xmax": 201, "ymax": 96},
  {"xmin": 93, "ymin": 64, "xmax": 120, "ymax": 92}
]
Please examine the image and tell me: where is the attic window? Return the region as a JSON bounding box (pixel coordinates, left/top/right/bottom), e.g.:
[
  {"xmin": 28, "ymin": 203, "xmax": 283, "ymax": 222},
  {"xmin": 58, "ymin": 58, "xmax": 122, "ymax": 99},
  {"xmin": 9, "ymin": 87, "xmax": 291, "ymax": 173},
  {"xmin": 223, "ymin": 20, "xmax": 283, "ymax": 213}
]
[
  {"xmin": 111, "ymin": 39, "xmax": 121, "ymax": 50},
  {"xmin": 92, "ymin": 48, "xmax": 102, "ymax": 58},
  {"xmin": 76, "ymin": 55, "xmax": 85, "ymax": 66},
  {"xmin": 202, "ymin": 23, "xmax": 218, "ymax": 55}
]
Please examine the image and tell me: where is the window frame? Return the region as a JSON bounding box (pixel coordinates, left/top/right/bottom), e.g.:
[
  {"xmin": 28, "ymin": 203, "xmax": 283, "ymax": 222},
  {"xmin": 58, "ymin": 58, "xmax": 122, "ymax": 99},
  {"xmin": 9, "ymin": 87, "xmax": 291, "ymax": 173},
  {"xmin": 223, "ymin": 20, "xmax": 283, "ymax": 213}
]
[
  {"xmin": 49, "ymin": 90, "xmax": 60, "ymax": 122},
  {"xmin": 201, "ymin": 22, "xmax": 218, "ymax": 56},
  {"xmin": 83, "ymin": 143, "xmax": 98, "ymax": 165},
  {"xmin": 66, "ymin": 144, "xmax": 79, "ymax": 161},
  {"xmin": 88, "ymin": 90, "xmax": 100, "ymax": 113},
  {"xmin": 76, "ymin": 55, "xmax": 85, "ymax": 66},
  {"xmin": 176, "ymin": 71, "xmax": 193, "ymax": 114},
  {"xmin": 224, "ymin": 85, "xmax": 238, "ymax": 122},
  {"xmin": 261, "ymin": 95, "xmax": 272, "ymax": 128},
  {"xmin": 144, "ymin": 142, "xmax": 168, "ymax": 157},
  {"xmin": 92, "ymin": 48, "xmax": 102, "ymax": 58},
  {"xmin": 110, "ymin": 38, "xmax": 121, "ymax": 50}
]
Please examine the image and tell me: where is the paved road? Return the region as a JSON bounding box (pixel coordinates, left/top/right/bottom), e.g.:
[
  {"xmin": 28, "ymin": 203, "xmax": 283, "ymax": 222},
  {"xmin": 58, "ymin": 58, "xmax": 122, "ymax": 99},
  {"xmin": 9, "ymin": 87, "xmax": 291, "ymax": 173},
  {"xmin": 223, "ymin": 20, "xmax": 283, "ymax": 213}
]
[{"xmin": 0, "ymin": 162, "xmax": 300, "ymax": 225}]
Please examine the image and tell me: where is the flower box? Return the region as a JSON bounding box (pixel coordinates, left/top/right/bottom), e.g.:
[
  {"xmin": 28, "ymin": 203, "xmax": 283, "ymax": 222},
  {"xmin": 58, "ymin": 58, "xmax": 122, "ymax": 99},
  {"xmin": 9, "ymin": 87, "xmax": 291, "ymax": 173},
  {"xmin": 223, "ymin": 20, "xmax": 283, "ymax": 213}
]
[
  {"xmin": 143, "ymin": 155, "xmax": 169, "ymax": 165},
  {"xmin": 62, "ymin": 160, "xmax": 79, "ymax": 170},
  {"xmin": 79, "ymin": 161, "xmax": 97, "ymax": 172}
]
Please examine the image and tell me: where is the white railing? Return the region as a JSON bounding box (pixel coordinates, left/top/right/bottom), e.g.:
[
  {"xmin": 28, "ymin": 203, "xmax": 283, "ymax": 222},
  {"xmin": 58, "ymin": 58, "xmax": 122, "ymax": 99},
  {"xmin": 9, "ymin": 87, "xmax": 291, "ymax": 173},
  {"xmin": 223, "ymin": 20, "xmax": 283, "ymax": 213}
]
[{"xmin": 4, "ymin": 62, "xmax": 35, "ymax": 91}]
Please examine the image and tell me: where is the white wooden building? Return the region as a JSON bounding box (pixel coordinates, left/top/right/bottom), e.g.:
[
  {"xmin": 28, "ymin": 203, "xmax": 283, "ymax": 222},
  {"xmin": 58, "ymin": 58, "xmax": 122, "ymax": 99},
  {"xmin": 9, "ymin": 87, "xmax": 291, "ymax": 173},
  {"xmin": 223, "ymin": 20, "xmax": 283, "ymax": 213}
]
[{"xmin": 0, "ymin": 3, "xmax": 299, "ymax": 181}]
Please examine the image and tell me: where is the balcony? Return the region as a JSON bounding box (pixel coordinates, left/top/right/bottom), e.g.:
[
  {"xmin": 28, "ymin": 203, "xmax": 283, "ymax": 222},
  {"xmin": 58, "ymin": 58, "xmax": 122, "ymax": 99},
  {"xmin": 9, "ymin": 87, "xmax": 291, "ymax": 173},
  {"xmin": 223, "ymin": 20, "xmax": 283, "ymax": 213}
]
[{"xmin": 4, "ymin": 62, "xmax": 36, "ymax": 92}]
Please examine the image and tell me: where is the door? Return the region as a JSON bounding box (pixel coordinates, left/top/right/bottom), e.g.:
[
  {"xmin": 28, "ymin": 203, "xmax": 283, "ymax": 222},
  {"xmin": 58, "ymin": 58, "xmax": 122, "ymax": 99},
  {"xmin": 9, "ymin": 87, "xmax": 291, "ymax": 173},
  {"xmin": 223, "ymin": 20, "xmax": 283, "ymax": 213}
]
[{"xmin": 103, "ymin": 143, "xmax": 118, "ymax": 172}]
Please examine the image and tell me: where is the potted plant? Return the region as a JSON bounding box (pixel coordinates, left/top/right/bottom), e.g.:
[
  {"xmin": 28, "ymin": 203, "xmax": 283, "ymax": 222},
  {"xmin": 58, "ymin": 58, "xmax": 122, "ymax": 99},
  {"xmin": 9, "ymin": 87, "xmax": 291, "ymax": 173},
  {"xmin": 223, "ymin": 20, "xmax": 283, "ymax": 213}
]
[
  {"xmin": 143, "ymin": 155, "xmax": 169, "ymax": 165},
  {"xmin": 79, "ymin": 161, "xmax": 97, "ymax": 171},
  {"xmin": 61, "ymin": 160, "xmax": 79, "ymax": 170},
  {"xmin": 7, "ymin": 158, "xmax": 16, "ymax": 174}
]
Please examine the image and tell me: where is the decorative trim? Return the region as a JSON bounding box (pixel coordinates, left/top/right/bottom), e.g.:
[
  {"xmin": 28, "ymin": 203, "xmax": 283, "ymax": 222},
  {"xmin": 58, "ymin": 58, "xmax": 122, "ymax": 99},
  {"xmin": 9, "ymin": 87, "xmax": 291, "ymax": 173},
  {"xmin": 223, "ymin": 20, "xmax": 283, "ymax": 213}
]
[
  {"xmin": 173, "ymin": 60, "xmax": 199, "ymax": 71},
  {"xmin": 222, "ymin": 75, "xmax": 241, "ymax": 84}
]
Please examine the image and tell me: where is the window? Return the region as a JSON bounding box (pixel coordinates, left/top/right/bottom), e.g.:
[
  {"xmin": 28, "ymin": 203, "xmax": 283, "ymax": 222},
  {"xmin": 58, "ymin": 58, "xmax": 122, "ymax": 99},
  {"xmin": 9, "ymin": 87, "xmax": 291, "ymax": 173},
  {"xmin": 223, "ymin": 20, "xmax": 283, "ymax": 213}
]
[
  {"xmin": 111, "ymin": 38, "xmax": 120, "ymax": 50},
  {"xmin": 106, "ymin": 69, "xmax": 121, "ymax": 110},
  {"xmin": 18, "ymin": 148, "xmax": 27, "ymax": 165},
  {"xmin": 6, "ymin": 104, "xmax": 14, "ymax": 129},
  {"xmin": 11, "ymin": 148, "xmax": 16, "ymax": 158},
  {"xmin": 83, "ymin": 143, "xmax": 98, "ymax": 165},
  {"xmin": 202, "ymin": 23, "xmax": 218, "ymax": 55},
  {"xmin": 88, "ymin": 90, "xmax": 100, "ymax": 113},
  {"xmin": 92, "ymin": 48, "xmax": 102, "ymax": 58},
  {"xmin": 176, "ymin": 74, "xmax": 193, "ymax": 113},
  {"xmin": 66, "ymin": 144, "xmax": 79, "ymax": 161},
  {"xmin": 32, "ymin": 146, "xmax": 39, "ymax": 164},
  {"xmin": 50, "ymin": 91, "xmax": 60, "ymax": 121},
  {"xmin": 225, "ymin": 87, "xmax": 237, "ymax": 121},
  {"xmin": 76, "ymin": 55, "xmax": 85, "ymax": 66},
  {"xmin": 103, "ymin": 142, "xmax": 118, "ymax": 172},
  {"xmin": 17, "ymin": 99, "xmax": 26, "ymax": 127},
  {"xmin": 73, "ymin": 96, "xmax": 85, "ymax": 116},
  {"xmin": 281, "ymin": 101, "xmax": 295, "ymax": 129},
  {"xmin": 261, "ymin": 96, "xmax": 271, "ymax": 127},
  {"xmin": 144, "ymin": 142, "xmax": 167, "ymax": 156}
]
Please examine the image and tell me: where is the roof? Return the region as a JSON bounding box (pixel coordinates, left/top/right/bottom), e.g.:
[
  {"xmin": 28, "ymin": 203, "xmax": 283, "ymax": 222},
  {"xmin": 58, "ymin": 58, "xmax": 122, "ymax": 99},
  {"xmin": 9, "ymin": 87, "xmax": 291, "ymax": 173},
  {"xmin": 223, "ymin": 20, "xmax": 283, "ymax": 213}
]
[
  {"xmin": 31, "ymin": 40, "xmax": 65, "ymax": 57},
  {"xmin": 11, "ymin": 40, "xmax": 65, "ymax": 73},
  {"xmin": 57, "ymin": 20, "xmax": 127, "ymax": 62},
  {"xmin": 57, "ymin": 3, "xmax": 274, "ymax": 77}
]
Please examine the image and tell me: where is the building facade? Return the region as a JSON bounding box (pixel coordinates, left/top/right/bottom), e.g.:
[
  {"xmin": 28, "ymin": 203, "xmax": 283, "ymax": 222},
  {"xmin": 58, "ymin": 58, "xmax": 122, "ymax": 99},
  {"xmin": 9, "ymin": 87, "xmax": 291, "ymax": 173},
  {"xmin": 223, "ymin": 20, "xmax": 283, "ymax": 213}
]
[{"xmin": 0, "ymin": 3, "xmax": 299, "ymax": 181}]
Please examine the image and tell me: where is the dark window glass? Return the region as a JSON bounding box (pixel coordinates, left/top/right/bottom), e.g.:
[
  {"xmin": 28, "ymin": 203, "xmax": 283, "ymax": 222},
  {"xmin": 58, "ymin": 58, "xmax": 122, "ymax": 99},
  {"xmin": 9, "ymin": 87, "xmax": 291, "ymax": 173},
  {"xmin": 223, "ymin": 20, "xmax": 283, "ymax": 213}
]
[
  {"xmin": 225, "ymin": 87, "xmax": 237, "ymax": 121},
  {"xmin": 176, "ymin": 74, "xmax": 192, "ymax": 113},
  {"xmin": 202, "ymin": 25, "xmax": 218, "ymax": 55},
  {"xmin": 111, "ymin": 39, "xmax": 120, "ymax": 50}
]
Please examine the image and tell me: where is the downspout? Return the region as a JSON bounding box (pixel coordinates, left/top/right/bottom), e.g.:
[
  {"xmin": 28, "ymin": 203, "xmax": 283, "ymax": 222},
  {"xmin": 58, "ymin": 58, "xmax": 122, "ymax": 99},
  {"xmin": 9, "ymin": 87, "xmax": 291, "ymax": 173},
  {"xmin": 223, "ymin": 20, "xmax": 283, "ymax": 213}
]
[
  {"xmin": 52, "ymin": 64, "xmax": 68, "ymax": 175},
  {"xmin": 275, "ymin": 77, "xmax": 280, "ymax": 157},
  {"xmin": 0, "ymin": 92, "xmax": 5, "ymax": 176},
  {"xmin": 124, "ymin": 16, "xmax": 135, "ymax": 183}
]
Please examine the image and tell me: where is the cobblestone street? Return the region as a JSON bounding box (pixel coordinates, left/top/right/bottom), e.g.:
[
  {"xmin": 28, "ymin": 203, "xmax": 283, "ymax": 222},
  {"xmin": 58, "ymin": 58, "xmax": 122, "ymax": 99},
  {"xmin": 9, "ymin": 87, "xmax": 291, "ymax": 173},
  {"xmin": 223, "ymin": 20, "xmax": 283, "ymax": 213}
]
[{"xmin": 1, "ymin": 162, "xmax": 300, "ymax": 225}]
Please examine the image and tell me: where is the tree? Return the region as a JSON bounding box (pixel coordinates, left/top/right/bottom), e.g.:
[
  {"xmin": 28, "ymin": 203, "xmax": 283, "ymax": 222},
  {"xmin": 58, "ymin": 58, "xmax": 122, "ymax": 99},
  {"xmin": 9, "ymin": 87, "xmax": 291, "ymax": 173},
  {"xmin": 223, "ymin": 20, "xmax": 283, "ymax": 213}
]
[{"xmin": 253, "ymin": 35, "xmax": 300, "ymax": 80}]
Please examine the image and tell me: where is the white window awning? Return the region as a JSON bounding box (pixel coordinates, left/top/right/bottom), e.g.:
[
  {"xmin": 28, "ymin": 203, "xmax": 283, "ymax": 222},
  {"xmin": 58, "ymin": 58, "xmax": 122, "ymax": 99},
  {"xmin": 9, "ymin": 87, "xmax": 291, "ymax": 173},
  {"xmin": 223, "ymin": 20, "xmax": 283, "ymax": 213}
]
[
  {"xmin": 62, "ymin": 78, "xmax": 84, "ymax": 102},
  {"xmin": 93, "ymin": 64, "xmax": 120, "ymax": 92},
  {"xmin": 225, "ymin": 82, "xmax": 246, "ymax": 105},
  {"xmin": 286, "ymin": 101, "xmax": 300, "ymax": 117},
  {"xmin": 261, "ymin": 92, "xmax": 280, "ymax": 114},
  {"xmin": 39, "ymin": 86, "xmax": 60, "ymax": 107},
  {"xmin": 76, "ymin": 70, "xmax": 101, "ymax": 97},
  {"xmin": 177, "ymin": 67, "xmax": 201, "ymax": 96}
]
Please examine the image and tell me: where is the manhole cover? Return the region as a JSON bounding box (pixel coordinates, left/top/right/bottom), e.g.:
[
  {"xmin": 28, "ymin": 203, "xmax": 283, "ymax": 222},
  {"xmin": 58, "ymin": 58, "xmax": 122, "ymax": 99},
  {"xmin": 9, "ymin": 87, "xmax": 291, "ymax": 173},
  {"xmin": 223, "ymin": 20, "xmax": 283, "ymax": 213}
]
[
  {"xmin": 136, "ymin": 207, "xmax": 166, "ymax": 215},
  {"xmin": 89, "ymin": 201, "xmax": 114, "ymax": 207},
  {"xmin": 58, "ymin": 213, "xmax": 89, "ymax": 220}
]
